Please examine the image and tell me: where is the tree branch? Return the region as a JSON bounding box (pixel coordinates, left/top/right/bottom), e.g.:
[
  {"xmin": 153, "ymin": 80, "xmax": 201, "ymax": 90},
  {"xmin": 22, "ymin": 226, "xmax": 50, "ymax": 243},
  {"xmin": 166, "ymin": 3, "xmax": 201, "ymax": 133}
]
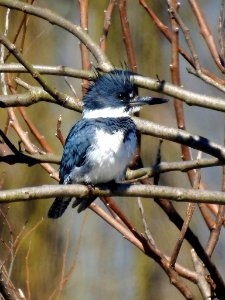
[
  {"xmin": 2, "ymin": 183, "xmax": 225, "ymax": 205},
  {"xmin": 127, "ymin": 157, "xmax": 222, "ymax": 179},
  {"xmin": 0, "ymin": 0, "xmax": 112, "ymax": 71},
  {"xmin": 135, "ymin": 117, "xmax": 225, "ymax": 161},
  {"xmin": 1, "ymin": 65, "xmax": 225, "ymax": 113}
]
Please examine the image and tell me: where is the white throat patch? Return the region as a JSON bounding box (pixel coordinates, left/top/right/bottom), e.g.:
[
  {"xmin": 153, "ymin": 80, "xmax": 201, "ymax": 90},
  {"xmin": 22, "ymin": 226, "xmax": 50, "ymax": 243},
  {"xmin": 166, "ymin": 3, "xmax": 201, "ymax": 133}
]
[{"xmin": 83, "ymin": 106, "xmax": 140, "ymax": 119}]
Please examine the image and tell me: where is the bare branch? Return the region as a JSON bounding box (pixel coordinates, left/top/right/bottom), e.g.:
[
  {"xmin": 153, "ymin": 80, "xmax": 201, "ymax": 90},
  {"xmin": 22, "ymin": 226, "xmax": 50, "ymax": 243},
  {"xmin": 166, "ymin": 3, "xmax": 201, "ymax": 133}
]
[
  {"xmin": 0, "ymin": 0, "xmax": 112, "ymax": 71},
  {"xmin": 133, "ymin": 75, "xmax": 225, "ymax": 113},
  {"xmin": 0, "ymin": 78, "xmax": 82, "ymax": 112},
  {"xmin": 0, "ymin": 63, "xmax": 95, "ymax": 78},
  {"xmin": 127, "ymin": 157, "xmax": 222, "ymax": 180},
  {"xmin": 2, "ymin": 183, "xmax": 225, "ymax": 206},
  {"xmin": 119, "ymin": 0, "xmax": 137, "ymax": 72},
  {"xmin": 0, "ymin": 33, "xmax": 80, "ymax": 106},
  {"xmin": 135, "ymin": 118, "xmax": 225, "ymax": 161},
  {"xmin": 1, "ymin": 66, "xmax": 225, "ymax": 114},
  {"xmin": 188, "ymin": 0, "xmax": 225, "ymax": 72},
  {"xmin": 191, "ymin": 249, "xmax": 212, "ymax": 299},
  {"xmin": 79, "ymin": 0, "xmax": 91, "ymax": 93},
  {"xmin": 100, "ymin": 0, "xmax": 116, "ymax": 51}
]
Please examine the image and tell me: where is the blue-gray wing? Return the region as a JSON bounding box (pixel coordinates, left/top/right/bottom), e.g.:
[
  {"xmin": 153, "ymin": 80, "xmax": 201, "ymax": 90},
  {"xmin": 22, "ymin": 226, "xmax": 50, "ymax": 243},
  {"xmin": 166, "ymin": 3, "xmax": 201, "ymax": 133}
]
[
  {"xmin": 48, "ymin": 119, "xmax": 93, "ymax": 219},
  {"xmin": 59, "ymin": 119, "xmax": 94, "ymax": 183}
]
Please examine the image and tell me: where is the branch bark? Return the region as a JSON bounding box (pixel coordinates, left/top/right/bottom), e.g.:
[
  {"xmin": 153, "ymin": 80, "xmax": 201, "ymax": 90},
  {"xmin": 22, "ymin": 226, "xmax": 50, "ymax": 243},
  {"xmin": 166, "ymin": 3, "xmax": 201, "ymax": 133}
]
[{"xmin": 2, "ymin": 183, "xmax": 225, "ymax": 205}]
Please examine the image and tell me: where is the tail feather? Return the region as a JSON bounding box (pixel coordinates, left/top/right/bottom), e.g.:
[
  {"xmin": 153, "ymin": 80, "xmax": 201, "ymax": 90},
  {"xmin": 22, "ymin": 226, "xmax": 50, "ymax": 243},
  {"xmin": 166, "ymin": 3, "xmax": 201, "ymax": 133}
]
[
  {"xmin": 48, "ymin": 197, "xmax": 71, "ymax": 219},
  {"xmin": 72, "ymin": 197, "xmax": 96, "ymax": 213}
]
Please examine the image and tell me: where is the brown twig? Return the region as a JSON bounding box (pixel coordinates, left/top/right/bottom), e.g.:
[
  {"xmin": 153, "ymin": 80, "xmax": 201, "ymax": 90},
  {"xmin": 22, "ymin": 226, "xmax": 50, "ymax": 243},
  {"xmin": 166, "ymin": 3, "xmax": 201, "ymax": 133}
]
[
  {"xmin": 6, "ymin": 108, "xmax": 59, "ymax": 180},
  {"xmin": 167, "ymin": 1, "xmax": 225, "ymax": 96},
  {"xmin": 139, "ymin": 0, "xmax": 194, "ymax": 67},
  {"xmin": 19, "ymin": 106, "xmax": 54, "ymax": 153},
  {"xmin": 206, "ymin": 204, "xmax": 225, "ymax": 257},
  {"xmin": 170, "ymin": 168, "xmax": 201, "ymax": 268},
  {"xmin": 100, "ymin": 0, "xmax": 116, "ymax": 52},
  {"xmin": 13, "ymin": 218, "xmax": 44, "ymax": 263},
  {"xmin": 167, "ymin": 0, "xmax": 201, "ymax": 71},
  {"xmin": 168, "ymin": 1, "xmax": 212, "ymax": 245},
  {"xmin": 7, "ymin": 75, "xmax": 54, "ymax": 153},
  {"xmin": 189, "ymin": 0, "xmax": 225, "ymax": 72},
  {"xmin": 119, "ymin": 0, "xmax": 137, "ymax": 72},
  {"xmin": 198, "ymin": 202, "xmax": 215, "ymax": 230},
  {"xmin": 101, "ymin": 196, "xmax": 138, "ymax": 233},
  {"xmin": 4, "ymin": 0, "xmax": 35, "ymax": 62},
  {"xmin": 219, "ymin": 0, "xmax": 225, "ymax": 64},
  {"xmin": 139, "ymin": 0, "xmax": 225, "ymax": 85},
  {"xmin": 55, "ymin": 115, "xmax": 65, "ymax": 146},
  {"xmin": 205, "ymin": 123, "xmax": 225, "ymax": 256},
  {"xmin": 137, "ymin": 197, "xmax": 156, "ymax": 247},
  {"xmin": 25, "ymin": 241, "xmax": 31, "ymax": 300},
  {"xmin": 79, "ymin": 0, "xmax": 91, "ymax": 94},
  {"xmin": 169, "ymin": 0, "xmax": 196, "ymax": 184}
]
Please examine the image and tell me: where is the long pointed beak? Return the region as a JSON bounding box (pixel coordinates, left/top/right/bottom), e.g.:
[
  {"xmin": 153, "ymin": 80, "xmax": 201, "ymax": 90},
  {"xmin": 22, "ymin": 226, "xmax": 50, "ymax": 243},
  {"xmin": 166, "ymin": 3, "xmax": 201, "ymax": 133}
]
[{"xmin": 130, "ymin": 96, "xmax": 168, "ymax": 106}]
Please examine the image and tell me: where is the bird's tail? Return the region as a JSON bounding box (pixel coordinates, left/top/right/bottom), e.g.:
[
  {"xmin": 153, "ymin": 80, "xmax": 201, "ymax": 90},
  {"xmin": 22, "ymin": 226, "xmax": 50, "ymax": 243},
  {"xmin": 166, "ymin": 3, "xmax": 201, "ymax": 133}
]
[
  {"xmin": 48, "ymin": 197, "xmax": 71, "ymax": 219},
  {"xmin": 72, "ymin": 196, "xmax": 96, "ymax": 213}
]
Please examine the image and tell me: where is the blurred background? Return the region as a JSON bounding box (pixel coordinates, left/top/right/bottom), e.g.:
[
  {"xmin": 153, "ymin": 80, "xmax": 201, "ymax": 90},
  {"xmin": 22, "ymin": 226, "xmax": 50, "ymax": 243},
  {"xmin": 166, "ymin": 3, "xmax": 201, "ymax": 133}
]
[{"xmin": 0, "ymin": 1, "xmax": 225, "ymax": 299}]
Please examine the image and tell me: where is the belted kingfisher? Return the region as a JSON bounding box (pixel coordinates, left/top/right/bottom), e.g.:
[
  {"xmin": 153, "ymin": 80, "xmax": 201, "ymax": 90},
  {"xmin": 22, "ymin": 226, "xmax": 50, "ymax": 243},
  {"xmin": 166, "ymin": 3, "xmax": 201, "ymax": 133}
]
[{"xmin": 48, "ymin": 69, "xmax": 167, "ymax": 218}]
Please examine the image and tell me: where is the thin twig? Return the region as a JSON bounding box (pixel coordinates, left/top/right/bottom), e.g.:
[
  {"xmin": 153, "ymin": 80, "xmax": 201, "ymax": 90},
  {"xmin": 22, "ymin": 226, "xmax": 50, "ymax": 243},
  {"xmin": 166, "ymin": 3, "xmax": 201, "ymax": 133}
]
[
  {"xmin": 167, "ymin": 0, "xmax": 201, "ymax": 71},
  {"xmin": 137, "ymin": 197, "xmax": 156, "ymax": 247},
  {"xmin": 119, "ymin": 0, "xmax": 137, "ymax": 72},
  {"xmin": 55, "ymin": 115, "xmax": 65, "ymax": 146},
  {"xmin": 205, "ymin": 118, "xmax": 225, "ymax": 256},
  {"xmin": 139, "ymin": 0, "xmax": 225, "ymax": 86},
  {"xmin": 191, "ymin": 249, "xmax": 212, "ymax": 299},
  {"xmin": 170, "ymin": 167, "xmax": 201, "ymax": 268},
  {"xmin": 169, "ymin": 0, "xmax": 196, "ymax": 186},
  {"xmin": 0, "ymin": 33, "xmax": 78, "ymax": 107},
  {"xmin": 25, "ymin": 242, "xmax": 31, "ymax": 300},
  {"xmin": 188, "ymin": 0, "xmax": 225, "ymax": 72},
  {"xmin": 7, "ymin": 76, "xmax": 54, "ymax": 153},
  {"xmin": 100, "ymin": 0, "xmax": 116, "ymax": 51},
  {"xmin": 79, "ymin": 0, "xmax": 91, "ymax": 93},
  {"xmin": 219, "ymin": 0, "xmax": 225, "ymax": 65}
]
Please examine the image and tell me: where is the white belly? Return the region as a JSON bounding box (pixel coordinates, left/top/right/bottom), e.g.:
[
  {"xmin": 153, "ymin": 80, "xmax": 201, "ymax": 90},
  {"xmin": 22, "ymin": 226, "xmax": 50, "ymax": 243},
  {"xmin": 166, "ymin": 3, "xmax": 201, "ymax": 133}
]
[{"xmin": 84, "ymin": 129, "xmax": 137, "ymax": 184}]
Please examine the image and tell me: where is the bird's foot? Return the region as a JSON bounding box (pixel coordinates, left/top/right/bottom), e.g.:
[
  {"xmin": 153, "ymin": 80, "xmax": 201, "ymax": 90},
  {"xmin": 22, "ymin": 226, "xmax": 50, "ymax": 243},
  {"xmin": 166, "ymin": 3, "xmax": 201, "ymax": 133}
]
[{"xmin": 84, "ymin": 182, "xmax": 96, "ymax": 195}]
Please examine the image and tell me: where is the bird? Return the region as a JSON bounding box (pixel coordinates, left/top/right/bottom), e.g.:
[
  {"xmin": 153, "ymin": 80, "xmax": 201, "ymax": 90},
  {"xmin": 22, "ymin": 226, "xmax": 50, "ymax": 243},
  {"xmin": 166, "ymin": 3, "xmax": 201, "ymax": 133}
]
[{"xmin": 48, "ymin": 69, "xmax": 167, "ymax": 219}]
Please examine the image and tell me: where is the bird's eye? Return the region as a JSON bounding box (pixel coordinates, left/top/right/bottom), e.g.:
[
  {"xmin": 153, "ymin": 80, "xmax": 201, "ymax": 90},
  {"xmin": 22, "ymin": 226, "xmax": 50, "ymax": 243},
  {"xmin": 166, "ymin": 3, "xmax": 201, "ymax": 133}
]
[
  {"xmin": 129, "ymin": 91, "xmax": 134, "ymax": 99},
  {"xmin": 118, "ymin": 92, "xmax": 135, "ymax": 100},
  {"xmin": 118, "ymin": 93, "xmax": 124, "ymax": 99}
]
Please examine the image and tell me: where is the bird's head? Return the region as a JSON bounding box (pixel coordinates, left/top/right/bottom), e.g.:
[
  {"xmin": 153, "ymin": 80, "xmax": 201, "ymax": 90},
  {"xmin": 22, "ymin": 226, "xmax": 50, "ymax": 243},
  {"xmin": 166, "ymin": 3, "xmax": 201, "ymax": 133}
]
[{"xmin": 83, "ymin": 69, "xmax": 167, "ymax": 118}]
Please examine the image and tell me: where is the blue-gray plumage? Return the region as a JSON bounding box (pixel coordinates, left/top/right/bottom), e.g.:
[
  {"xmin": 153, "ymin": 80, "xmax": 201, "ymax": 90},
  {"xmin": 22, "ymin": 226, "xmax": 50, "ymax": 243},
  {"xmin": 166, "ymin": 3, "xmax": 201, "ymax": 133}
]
[{"xmin": 48, "ymin": 69, "xmax": 167, "ymax": 218}]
